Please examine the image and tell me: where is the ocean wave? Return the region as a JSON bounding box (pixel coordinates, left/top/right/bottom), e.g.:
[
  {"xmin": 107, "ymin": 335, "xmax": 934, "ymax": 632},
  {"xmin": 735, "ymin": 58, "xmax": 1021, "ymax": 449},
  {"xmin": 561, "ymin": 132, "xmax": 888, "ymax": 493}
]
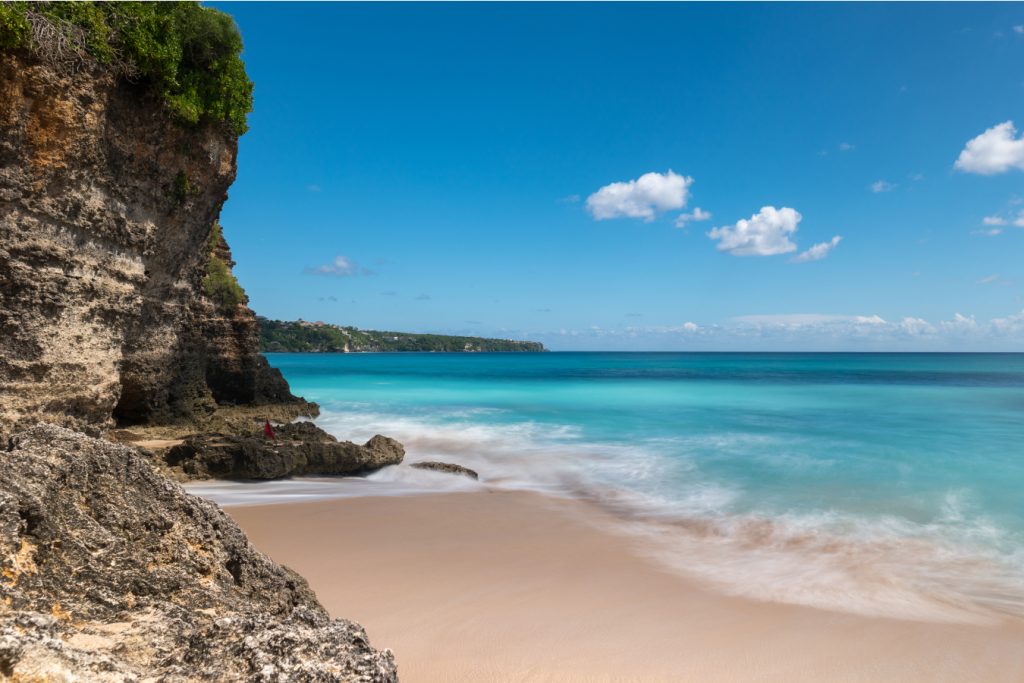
[{"xmin": 197, "ymin": 403, "xmax": 1024, "ymax": 625}]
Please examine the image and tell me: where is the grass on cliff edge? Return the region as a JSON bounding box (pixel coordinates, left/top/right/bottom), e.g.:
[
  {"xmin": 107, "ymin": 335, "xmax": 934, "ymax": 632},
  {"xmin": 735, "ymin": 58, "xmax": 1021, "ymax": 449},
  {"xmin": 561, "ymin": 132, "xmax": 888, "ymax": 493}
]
[{"xmin": 0, "ymin": 1, "xmax": 252, "ymax": 135}]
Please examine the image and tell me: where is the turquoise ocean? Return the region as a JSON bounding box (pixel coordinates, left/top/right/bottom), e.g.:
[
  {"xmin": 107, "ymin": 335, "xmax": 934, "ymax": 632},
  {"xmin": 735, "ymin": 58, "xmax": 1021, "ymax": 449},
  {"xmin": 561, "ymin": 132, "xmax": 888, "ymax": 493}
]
[{"xmin": 193, "ymin": 352, "xmax": 1024, "ymax": 623}]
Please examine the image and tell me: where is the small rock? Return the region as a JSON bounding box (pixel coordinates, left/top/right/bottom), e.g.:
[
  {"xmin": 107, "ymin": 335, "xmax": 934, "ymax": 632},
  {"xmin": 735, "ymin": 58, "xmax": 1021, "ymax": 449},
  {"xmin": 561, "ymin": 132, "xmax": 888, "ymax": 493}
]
[{"xmin": 410, "ymin": 461, "xmax": 479, "ymax": 480}]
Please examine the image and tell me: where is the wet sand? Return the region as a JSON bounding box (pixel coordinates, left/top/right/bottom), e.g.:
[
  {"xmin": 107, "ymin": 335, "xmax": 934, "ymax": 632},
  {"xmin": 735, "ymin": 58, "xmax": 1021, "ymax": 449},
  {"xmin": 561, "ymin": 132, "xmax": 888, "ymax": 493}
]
[{"xmin": 228, "ymin": 490, "xmax": 1024, "ymax": 683}]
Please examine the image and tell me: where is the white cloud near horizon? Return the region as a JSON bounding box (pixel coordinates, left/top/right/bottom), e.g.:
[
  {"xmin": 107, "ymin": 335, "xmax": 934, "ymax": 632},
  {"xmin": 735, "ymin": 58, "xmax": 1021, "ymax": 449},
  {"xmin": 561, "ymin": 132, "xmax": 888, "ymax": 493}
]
[
  {"xmin": 674, "ymin": 206, "xmax": 712, "ymax": 227},
  {"xmin": 941, "ymin": 312, "xmax": 978, "ymax": 332},
  {"xmin": 508, "ymin": 308, "xmax": 1024, "ymax": 351},
  {"xmin": 898, "ymin": 317, "xmax": 935, "ymax": 335},
  {"xmin": 954, "ymin": 121, "xmax": 1024, "ymax": 175},
  {"xmin": 732, "ymin": 313, "xmax": 885, "ymax": 327},
  {"xmin": 791, "ymin": 235, "xmax": 842, "ymax": 263},
  {"xmin": 586, "ymin": 171, "xmax": 692, "ymax": 221},
  {"xmin": 707, "ymin": 206, "xmax": 801, "ymax": 256},
  {"xmin": 870, "ymin": 179, "xmax": 896, "ymax": 193},
  {"xmin": 983, "ymin": 215, "xmax": 1007, "ymax": 226}
]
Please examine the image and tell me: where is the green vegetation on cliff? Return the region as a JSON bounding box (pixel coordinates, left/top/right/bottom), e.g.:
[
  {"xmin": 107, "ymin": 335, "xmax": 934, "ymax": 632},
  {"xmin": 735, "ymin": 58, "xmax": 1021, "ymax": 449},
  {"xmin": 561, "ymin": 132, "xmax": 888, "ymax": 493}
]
[
  {"xmin": 0, "ymin": 1, "xmax": 252, "ymax": 134},
  {"xmin": 203, "ymin": 255, "xmax": 246, "ymax": 312},
  {"xmin": 203, "ymin": 223, "xmax": 247, "ymax": 312},
  {"xmin": 259, "ymin": 318, "xmax": 546, "ymax": 353}
]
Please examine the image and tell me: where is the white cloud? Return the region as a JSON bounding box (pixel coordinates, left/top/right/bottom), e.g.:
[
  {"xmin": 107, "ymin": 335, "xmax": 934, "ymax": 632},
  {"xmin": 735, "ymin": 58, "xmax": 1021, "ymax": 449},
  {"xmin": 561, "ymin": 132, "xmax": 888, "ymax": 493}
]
[
  {"xmin": 983, "ymin": 215, "xmax": 1007, "ymax": 226},
  {"xmin": 954, "ymin": 121, "xmax": 1024, "ymax": 175},
  {"xmin": 870, "ymin": 180, "xmax": 896, "ymax": 193},
  {"xmin": 977, "ymin": 274, "xmax": 1000, "ymax": 285},
  {"xmin": 898, "ymin": 317, "xmax": 935, "ymax": 336},
  {"xmin": 791, "ymin": 235, "xmax": 842, "ymax": 263},
  {"xmin": 1015, "ymin": 25, "xmax": 1024, "ymax": 34},
  {"xmin": 729, "ymin": 311, "xmax": 1008, "ymax": 344},
  {"xmin": 730, "ymin": 314, "xmax": 923, "ymax": 332},
  {"xmin": 707, "ymin": 206, "xmax": 801, "ymax": 256},
  {"xmin": 1014, "ymin": 210, "xmax": 1024, "ymax": 227},
  {"xmin": 733, "ymin": 313, "xmax": 849, "ymax": 326},
  {"xmin": 531, "ymin": 309, "xmax": 1024, "ymax": 351},
  {"xmin": 838, "ymin": 142, "xmax": 855, "ymax": 151},
  {"xmin": 304, "ymin": 255, "xmax": 357, "ymax": 276},
  {"xmin": 674, "ymin": 207, "xmax": 712, "ymax": 227},
  {"xmin": 992, "ymin": 309, "xmax": 1024, "ymax": 333},
  {"xmin": 974, "ymin": 228, "xmax": 1004, "ymax": 237},
  {"xmin": 586, "ymin": 171, "xmax": 692, "ymax": 221},
  {"xmin": 941, "ymin": 313, "xmax": 978, "ymax": 333}
]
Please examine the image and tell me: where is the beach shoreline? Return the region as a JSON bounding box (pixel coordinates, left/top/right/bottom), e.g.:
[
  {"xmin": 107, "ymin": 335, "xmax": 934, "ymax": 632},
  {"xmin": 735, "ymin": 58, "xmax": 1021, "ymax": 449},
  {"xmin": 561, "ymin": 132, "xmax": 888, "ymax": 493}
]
[{"xmin": 227, "ymin": 489, "xmax": 1024, "ymax": 683}]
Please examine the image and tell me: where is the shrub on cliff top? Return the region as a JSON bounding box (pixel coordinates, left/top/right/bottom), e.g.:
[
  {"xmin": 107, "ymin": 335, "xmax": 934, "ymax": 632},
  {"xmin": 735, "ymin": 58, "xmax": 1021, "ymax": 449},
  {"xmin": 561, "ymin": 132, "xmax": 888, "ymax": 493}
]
[{"xmin": 0, "ymin": 1, "xmax": 253, "ymax": 135}]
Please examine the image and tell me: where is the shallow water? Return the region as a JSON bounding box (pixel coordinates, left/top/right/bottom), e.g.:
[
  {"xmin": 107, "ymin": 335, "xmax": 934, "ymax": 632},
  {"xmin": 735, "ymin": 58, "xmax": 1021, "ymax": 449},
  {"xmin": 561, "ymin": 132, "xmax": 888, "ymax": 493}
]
[{"xmin": 192, "ymin": 352, "xmax": 1024, "ymax": 622}]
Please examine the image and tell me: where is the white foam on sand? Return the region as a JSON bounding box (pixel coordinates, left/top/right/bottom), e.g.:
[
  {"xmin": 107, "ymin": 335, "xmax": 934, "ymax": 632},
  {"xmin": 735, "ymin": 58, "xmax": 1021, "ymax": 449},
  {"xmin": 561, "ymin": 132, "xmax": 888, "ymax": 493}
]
[{"xmin": 187, "ymin": 406, "xmax": 1024, "ymax": 625}]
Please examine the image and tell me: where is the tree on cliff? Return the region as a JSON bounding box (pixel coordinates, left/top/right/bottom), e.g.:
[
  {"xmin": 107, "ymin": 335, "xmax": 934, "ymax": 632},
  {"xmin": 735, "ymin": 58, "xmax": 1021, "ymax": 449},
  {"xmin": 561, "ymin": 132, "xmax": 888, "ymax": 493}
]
[{"xmin": 0, "ymin": 1, "xmax": 252, "ymax": 134}]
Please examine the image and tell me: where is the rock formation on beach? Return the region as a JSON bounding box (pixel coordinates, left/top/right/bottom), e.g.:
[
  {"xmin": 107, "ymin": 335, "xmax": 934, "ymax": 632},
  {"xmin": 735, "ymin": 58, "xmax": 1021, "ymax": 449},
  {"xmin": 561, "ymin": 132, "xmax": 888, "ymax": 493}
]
[
  {"xmin": 0, "ymin": 424, "xmax": 398, "ymax": 681},
  {"xmin": 0, "ymin": 4, "xmax": 400, "ymax": 679},
  {"xmin": 164, "ymin": 422, "xmax": 405, "ymax": 480}
]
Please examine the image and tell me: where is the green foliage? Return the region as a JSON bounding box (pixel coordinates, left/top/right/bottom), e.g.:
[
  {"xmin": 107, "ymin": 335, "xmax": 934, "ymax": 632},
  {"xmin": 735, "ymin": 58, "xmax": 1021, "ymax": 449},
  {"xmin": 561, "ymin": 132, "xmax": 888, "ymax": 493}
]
[
  {"xmin": 203, "ymin": 223, "xmax": 246, "ymax": 312},
  {"xmin": 208, "ymin": 220, "xmax": 224, "ymax": 250},
  {"xmin": 203, "ymin": 254, "xmax": 246, "ymax": 312},
  {"xmin": 258, "ymin": 318, "xmax": 547, "ymax": 354},
  {"xmin": 0, "ymin": 2, "xmax": 253, "ymax": 135},
  {"xmin": 0, "ymin": 4, "xmax": 30, "ymax": 50},
  {"xmin": 172, "ymin": 170, "xmax": 193, "ymax": 203}
]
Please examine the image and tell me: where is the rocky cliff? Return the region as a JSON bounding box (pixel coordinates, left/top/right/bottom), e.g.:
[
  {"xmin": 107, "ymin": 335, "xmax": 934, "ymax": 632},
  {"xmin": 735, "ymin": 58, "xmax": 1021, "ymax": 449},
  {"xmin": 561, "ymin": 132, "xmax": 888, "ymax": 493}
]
[
  {"xmin": 0, "ymin": 8, "xmax": 400, "ymax": 679},
  {"xmin": 0, "ymin": 49, "xmax": 301, "ymax": 436},
  {"xmin": 0, "ymin": 424, "xmax": 398, "ymax": 681}
]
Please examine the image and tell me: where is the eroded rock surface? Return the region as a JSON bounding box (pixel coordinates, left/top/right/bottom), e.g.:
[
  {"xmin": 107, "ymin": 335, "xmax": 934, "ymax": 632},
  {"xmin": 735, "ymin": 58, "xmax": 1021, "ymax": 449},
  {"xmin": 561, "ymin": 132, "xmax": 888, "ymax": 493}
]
[
  {"xmin": 0, "ymin": 52, "xmax": 305, "ymax": 437},
  {"xmin": 164, "ymin": 422, "xmax": 405, "ymax": 480},
  {"xmin": 411, "ymin": 461, "xmax": 479, "ymax": 480},
  {"xmin": 0, "ymin": 424, "xmax": 397, "ymax": 681}
]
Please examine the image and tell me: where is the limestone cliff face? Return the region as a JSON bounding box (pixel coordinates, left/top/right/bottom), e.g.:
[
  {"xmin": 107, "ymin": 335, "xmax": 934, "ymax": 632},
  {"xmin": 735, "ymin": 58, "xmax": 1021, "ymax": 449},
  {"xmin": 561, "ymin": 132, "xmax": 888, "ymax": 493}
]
[
  {"xmin": 0, "ymin": 52, "xmax": 299, "ymax": 435},
  {"xmin": 199, "ymin": 230, "xmax": 298, "ymax": 409}
]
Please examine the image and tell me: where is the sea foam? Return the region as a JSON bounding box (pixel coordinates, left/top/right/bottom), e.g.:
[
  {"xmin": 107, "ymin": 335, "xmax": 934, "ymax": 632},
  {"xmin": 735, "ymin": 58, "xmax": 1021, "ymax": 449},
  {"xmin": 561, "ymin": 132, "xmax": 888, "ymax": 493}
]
[{"xmin": 192, "ymin": 400, "xmax": 1024, "ymax": 625}]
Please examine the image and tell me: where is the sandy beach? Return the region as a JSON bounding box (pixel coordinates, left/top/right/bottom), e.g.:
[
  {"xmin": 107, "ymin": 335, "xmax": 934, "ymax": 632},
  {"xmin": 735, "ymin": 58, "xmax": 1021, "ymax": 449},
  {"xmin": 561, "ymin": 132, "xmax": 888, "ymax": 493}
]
[{"xmin": 228, "ymin": 490, "xmax": 1024, "ymax": 683}]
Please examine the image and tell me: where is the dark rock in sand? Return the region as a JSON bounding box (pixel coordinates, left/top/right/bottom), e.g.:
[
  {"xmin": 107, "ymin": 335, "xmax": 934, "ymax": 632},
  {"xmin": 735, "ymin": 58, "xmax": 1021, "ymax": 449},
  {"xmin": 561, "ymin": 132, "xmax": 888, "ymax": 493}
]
[
  {"xmin": 0, "ymin": 424, "xmax": 397, "ymax": 681},
  {"xmin": 165, "ymin": 422, "xmax": 405, "ymax": 480},
  {"xmin": 411, "ymin": 461, "xmax": 480, "ymax": 480}
]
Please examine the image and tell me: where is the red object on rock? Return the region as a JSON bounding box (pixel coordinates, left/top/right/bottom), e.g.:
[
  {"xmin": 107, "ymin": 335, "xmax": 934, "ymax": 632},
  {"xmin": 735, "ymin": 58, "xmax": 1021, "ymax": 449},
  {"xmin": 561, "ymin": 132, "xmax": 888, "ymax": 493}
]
[{"xmin": 263, "ymin": 418, "xmax": 276, "ymax": 440}]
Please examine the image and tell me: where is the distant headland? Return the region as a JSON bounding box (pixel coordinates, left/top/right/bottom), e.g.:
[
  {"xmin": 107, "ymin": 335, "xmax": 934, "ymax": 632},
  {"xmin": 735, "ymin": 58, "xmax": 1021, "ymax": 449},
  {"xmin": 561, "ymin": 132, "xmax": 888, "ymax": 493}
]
[{"xmin": 259, "ymin": 317, "xmax": 546, "ymax": 353}]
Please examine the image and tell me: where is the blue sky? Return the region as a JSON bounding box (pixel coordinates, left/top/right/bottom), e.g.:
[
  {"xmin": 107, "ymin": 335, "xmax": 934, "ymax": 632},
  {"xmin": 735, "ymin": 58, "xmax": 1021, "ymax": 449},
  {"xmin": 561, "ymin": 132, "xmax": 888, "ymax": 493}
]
[{"xmin": 212, "ymin": 2, "xmax": 1024, "ymax": 350}]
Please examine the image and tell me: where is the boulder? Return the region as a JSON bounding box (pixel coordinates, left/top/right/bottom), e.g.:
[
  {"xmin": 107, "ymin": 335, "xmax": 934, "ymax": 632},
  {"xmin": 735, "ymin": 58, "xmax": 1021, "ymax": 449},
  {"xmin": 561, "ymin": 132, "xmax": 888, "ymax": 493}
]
[
  {"xmin": 0, "ymin": 424, "xmax": 397, "ymax": 681},
  {"xmin": 164, "ymin": 422, "xmax": 404, "ymax": 480}
]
